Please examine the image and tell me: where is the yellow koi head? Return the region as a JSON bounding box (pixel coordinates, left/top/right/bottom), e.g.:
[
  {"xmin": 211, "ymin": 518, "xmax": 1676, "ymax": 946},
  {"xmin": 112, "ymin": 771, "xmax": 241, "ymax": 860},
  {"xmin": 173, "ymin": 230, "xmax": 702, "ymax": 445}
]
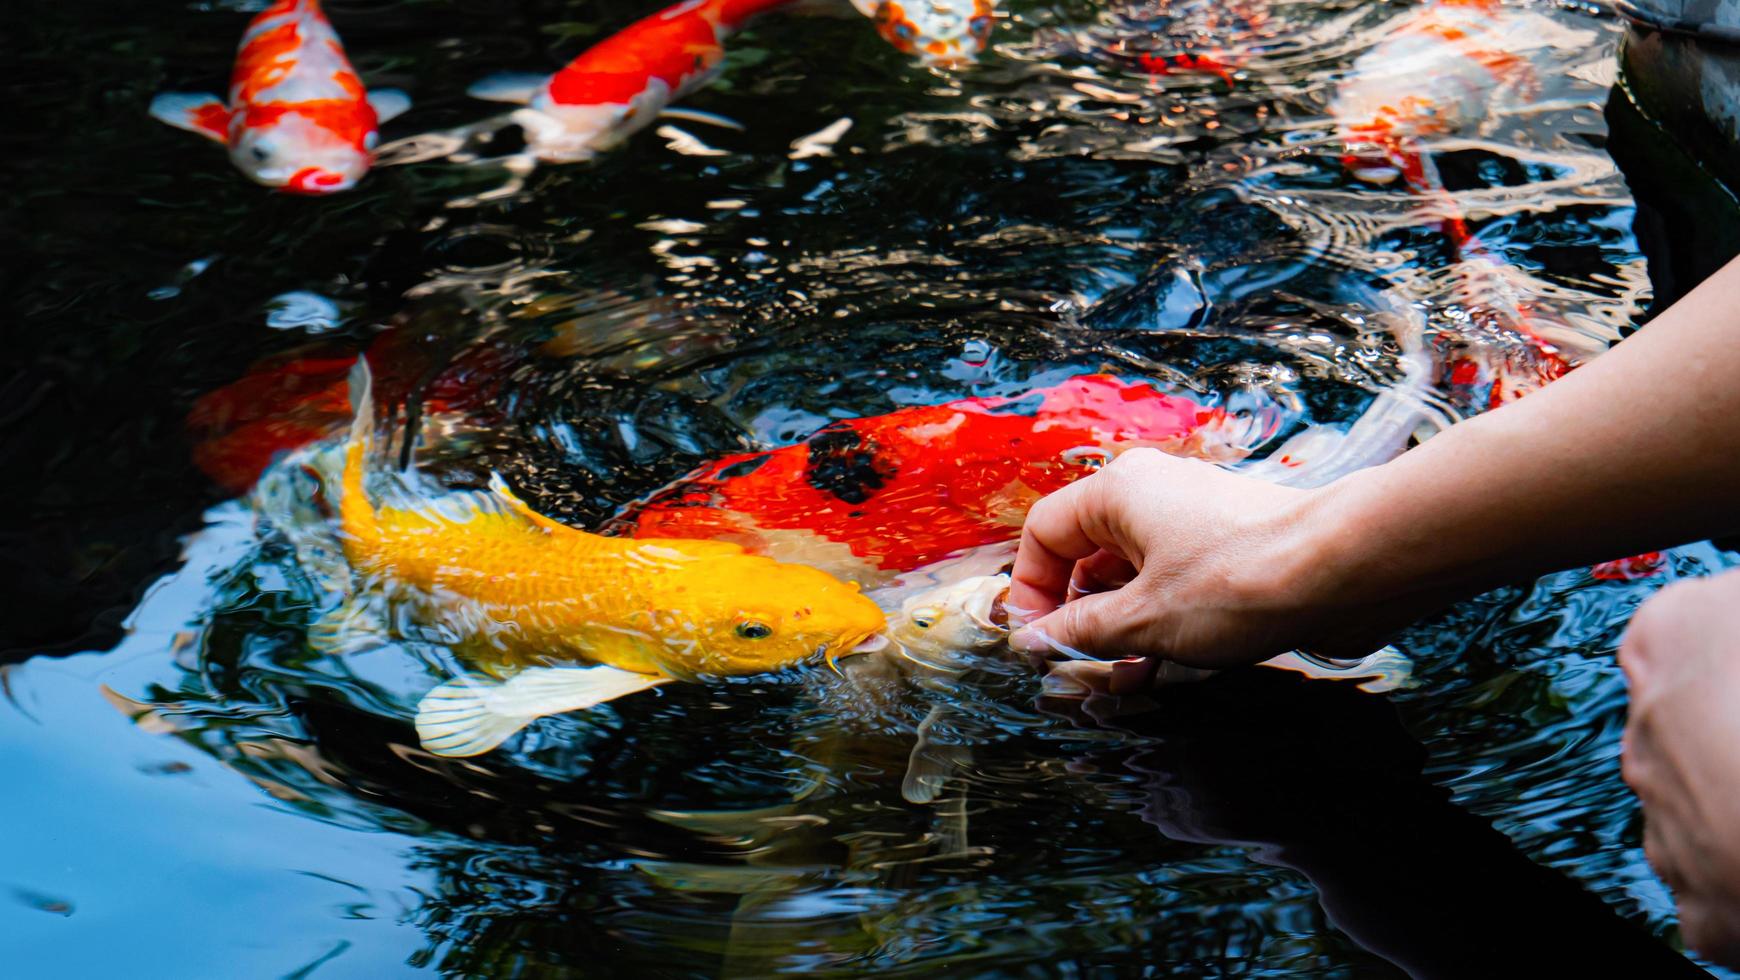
[{"xmin": 648, "ymin": 548, "xmax": 889, "ymax": 679}]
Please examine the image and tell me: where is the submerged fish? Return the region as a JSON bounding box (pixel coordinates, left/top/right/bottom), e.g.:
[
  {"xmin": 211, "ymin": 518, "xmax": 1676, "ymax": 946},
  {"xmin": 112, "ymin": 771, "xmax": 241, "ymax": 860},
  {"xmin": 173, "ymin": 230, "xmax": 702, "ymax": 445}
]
[
  {"xmin": 613, "ymin": 375, "xmax": 1271, "ymax": 577},
  {"xmin": 187, "ymin": 322, "xmax": 504, "ymax": 494},
  {"xmin": 1328, "ymin": 2, "xmax": 1608, "ymax": 409},
  {"xmin": 299, "ymin": 362, "xmax": 887, "ymax": 757},
  {"xmin": 150, "ymin": 0, "xmax": 409, "ymax": 192},
  {"xmin": 1332, "ymin": 0, "xmax": 1592, "ymax": 190},
  {"xmin": 466, "ymin": 0, "xmax": 994, "ymax": 163}
]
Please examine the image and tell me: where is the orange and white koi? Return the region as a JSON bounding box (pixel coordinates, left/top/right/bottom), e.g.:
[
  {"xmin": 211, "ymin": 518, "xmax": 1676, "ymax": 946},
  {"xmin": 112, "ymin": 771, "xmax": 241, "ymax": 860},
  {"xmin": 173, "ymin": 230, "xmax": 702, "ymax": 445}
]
[
  {"xmin": 1330, "ymin": 1, "xmax": 1602, "ymax": 401},
  {"xmin": 150, "ymin": 0, "xmax": 409, "ymax": 193},
  {"xmin": 468, "ymin": 0, "xmax": 995, "ymax": 163},
  {"xmin": 1331, "ymin": 0, "xmax": 1589, "ymax": 194}
]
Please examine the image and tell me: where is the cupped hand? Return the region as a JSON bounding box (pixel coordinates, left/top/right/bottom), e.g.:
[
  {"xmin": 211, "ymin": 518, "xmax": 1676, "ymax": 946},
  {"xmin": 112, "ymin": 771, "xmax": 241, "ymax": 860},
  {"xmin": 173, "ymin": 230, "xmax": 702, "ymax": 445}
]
[
  {"xmin": 1007, "ymin": 447, "xmax": 1442, "ymax": 687},
  {"xmin": 1620, "ymin": 568, "xmax": 1740, "ymax": 967}
]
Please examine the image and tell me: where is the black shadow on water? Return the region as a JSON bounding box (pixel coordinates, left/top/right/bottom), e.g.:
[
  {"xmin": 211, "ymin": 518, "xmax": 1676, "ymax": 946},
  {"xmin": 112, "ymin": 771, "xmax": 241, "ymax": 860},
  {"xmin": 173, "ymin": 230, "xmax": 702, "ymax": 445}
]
[{"xmin": 1040, "ymin": 669, "xmax": 1705, "ymax": 979}]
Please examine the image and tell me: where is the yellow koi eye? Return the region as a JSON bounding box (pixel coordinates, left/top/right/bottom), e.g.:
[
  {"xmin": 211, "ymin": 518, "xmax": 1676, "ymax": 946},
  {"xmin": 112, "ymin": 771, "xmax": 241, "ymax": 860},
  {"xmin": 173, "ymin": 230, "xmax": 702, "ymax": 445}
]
[
  {"xmin": 911, "ymin": 607, "xmax": 941, "ymax": 630},
  {"xmin": 736, "ymin": 621, "xmax": 773, "ymax": 640}
]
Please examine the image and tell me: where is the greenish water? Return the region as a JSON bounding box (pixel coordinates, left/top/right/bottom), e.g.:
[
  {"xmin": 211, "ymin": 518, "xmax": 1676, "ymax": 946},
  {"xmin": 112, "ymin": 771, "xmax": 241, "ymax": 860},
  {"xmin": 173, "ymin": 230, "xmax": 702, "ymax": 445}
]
[{"xmin": 5, "ymin": 0, "xmax": 1735, "ymax": 975}]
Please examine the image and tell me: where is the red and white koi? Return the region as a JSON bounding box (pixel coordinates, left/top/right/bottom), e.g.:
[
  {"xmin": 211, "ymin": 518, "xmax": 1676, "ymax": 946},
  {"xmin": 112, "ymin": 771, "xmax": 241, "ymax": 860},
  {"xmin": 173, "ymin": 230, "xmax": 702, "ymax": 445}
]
[
  {"xmin": 467, "ymin": 0, "xmax": 995, "ymax": 163},
  {"xmin": 1331, "ymin": 0, "xmax": 1590, "ymax": 192},
  {"xmin": 1329, "ymin": 1, "xmax": 1606, "ymax": 402},
  {"xmin": 150, "ymin": 0, "xmax": 409, "ymax": 193}
]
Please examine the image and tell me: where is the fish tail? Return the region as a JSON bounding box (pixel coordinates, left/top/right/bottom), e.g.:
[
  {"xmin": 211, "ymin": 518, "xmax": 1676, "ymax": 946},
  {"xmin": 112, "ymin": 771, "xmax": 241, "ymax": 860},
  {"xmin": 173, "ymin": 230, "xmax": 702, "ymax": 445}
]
[
  {"xmin": 1242, "ymin": 283, "xmax": 1452, "ymax": 488},
  {"xmin": 339, "ymin": 359, "xmax": 382, "ymax": 546}
]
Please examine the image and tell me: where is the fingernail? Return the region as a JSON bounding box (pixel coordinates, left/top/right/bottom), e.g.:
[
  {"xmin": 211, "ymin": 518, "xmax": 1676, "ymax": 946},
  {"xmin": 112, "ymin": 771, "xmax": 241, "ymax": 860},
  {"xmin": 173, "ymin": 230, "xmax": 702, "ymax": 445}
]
[{"xmin": 1009, "ymin": 626, "xmax": 1046, "ymax": 654}]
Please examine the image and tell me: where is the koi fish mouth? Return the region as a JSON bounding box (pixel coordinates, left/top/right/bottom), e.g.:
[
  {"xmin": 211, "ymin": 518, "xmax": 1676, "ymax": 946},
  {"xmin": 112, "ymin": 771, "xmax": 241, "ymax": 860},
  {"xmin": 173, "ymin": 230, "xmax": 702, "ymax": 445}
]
[
  {"xmin": 282, "ymin": 167, "xmax": 354, "ymax": 194},
  {"xmin": 852, "ymin": 634, "xmax": 890, "ymax": 653},
  {"xmin": 818, "ymin": 633, "xmax": 890, "ymax": 671},
  {"xmin": 960, "ymin": 574, "xmax": 1012, "ymax": 633}
]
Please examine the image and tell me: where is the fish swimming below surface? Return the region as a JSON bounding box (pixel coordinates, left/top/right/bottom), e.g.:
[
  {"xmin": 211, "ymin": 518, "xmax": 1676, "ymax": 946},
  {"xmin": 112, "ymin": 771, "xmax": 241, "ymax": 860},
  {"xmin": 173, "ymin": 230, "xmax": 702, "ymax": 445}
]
[
  {"xmin": 272, "ymin": 361, "xmax": 887, "ymax": 757},
  {"xmin": 186, "ymin": 323, "xmax": 506, "ymax": 494},
  {"xmin": 458, "ymin": 0, "xmax": 996, "ymax": 165},
  {"xmin": 1330, "ymin": 0, "xmax": 1594, "ymax": 191},
  {"xmin": 150, "ymin": 0, "xmax": 409, "ymax": 192},
  {"xmin": 617, "ymin": 311, "xmax": 1451, "ymax": 580},
  {"xmin": 1325, "ymin": 4, "xmax": 1613, "ymax": 421}
]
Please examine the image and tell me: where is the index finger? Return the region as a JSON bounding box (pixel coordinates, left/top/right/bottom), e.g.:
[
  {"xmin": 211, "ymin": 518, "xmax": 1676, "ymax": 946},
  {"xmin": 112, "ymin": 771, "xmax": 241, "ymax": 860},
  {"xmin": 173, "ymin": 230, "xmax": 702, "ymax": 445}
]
[{"xmin": 1008, "ymin": 474, "xmax": 1117, "ymax": 623}]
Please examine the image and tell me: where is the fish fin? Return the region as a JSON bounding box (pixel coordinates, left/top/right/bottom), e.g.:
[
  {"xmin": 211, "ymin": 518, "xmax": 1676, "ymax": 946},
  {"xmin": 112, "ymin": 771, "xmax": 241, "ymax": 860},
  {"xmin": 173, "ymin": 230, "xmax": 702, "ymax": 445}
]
[
  {"xmin": 346, "ymin": 359, "xmax": 374, "ymax": 437},
  {"xmin": 932, "ymin": 791, "xmax": 971, "ymax": 857},
  {"xmin": 648, "ymin": 803, "xmax": 803, "ymax": 837},
  {"xmin": 1263, "ymin": 648, "xmax": 1416, "ymax": 693},
  {"xmin": 656, "ymin": 107, "xmax": 745, "ymax": 131},
  {"xmin": 415, "ymin": 665, "xmax": 669, "ymax": 757},
  {"xmin": 485, "ymin": 472, "xmax": 577, "ymax": 534},
  {"xmin": 367, "ymin": 88, "xmax": 412, "ymax": 124},
  {"xmin": 466, "ymin": 72, "xmax": 546, "ymax": 105},
  {"xmin": 308, "ymin": 595, "xmax": 391, "ymax": 656},
  {"xmin": 149, "ymin": 93, "xmax": 230, "ymax": 142},
  {"xmin": 901, "ymin": 706, "xmax": 972, "ymax": 805}
]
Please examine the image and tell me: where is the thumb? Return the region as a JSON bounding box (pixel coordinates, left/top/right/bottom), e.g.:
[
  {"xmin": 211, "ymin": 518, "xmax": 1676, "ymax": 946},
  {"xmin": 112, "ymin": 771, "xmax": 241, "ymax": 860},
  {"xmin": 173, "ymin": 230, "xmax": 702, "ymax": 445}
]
[{"xmin": 1010, "ymin": 587, "xmax": 1152, "ymax": 661}]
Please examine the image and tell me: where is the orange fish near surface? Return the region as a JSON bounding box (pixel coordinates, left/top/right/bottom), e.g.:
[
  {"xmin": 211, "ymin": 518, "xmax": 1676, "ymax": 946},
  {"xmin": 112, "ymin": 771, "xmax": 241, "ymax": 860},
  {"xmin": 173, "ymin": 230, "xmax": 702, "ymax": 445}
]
[
  {"xmin": 151, "ymin": 0, "xmax": 409, "ymax": 192},
  {"xmin": 466, "ymin": 0, "xmax": 996, "ymax": 162},
  {"xmin": 299, "ymin": 363, "xmax": 887, "ymax": 757},
  {"xmin": 612, "ymin": 376, "xmax": 1271, "ymax": 578}
]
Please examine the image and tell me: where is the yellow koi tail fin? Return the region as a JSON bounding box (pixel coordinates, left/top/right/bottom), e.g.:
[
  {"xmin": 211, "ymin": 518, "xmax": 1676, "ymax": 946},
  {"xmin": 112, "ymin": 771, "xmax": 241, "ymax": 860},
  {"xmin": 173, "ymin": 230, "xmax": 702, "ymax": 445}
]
[{"xmin": 340, "ymin": 359, "xmax": 382, "ymax": 545}]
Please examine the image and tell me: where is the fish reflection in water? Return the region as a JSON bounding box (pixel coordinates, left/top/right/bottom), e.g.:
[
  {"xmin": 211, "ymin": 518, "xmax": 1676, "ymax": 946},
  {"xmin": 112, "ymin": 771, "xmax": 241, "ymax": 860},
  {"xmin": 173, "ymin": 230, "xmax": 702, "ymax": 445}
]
[{"xmin": 269, "ymin": 361, "xmax": 886, "ymax": 757}]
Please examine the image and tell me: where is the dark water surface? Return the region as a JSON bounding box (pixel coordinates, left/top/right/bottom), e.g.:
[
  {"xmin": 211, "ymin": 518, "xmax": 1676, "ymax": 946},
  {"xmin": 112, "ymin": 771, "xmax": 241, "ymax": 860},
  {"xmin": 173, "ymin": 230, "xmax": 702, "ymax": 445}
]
[{"xmin": 7, "ymin": 0, "xmax": 1737, "ymax": 975}]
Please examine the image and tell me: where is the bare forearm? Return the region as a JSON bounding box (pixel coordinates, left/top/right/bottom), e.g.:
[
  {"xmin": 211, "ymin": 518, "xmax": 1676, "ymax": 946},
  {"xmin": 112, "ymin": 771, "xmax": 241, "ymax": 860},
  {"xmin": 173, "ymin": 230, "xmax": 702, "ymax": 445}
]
[{"xmin": 1315, "ymin": 255, "xmax": 1740, "ymax": 600}]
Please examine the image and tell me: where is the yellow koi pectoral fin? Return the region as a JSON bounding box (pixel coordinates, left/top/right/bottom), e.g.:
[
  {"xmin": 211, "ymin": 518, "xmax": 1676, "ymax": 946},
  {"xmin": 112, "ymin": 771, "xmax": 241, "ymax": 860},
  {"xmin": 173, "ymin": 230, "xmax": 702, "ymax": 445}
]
[{"xmin": 414, "ymin": 665, "xmax": 670, "ymax": 757}]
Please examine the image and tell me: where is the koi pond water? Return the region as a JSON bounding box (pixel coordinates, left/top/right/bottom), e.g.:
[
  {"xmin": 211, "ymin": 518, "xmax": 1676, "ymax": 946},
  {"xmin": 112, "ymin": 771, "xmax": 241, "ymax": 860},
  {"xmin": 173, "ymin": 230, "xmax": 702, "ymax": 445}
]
[{"xmin": 8, "ymin": 0, "xmax": 1739, "ymax": 974}]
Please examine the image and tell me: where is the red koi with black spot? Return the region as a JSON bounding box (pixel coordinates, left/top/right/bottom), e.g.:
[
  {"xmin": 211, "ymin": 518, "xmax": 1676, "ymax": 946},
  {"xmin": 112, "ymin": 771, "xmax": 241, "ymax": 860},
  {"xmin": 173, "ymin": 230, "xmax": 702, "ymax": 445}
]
[{"xmin": 608, "ymin": 377, "xmax": 1265, "ymax": 576}]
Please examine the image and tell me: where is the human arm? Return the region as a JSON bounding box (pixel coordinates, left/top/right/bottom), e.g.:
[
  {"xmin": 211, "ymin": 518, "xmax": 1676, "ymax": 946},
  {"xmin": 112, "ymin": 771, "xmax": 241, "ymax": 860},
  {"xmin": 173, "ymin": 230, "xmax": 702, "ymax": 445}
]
[
  {"xmin": 1008, "ymin": 252, "xmax": 1740, "ymax": 680},
  {"xmin": 1619, "ymin": 567, "xmax": 1740, "ymax": 968}
]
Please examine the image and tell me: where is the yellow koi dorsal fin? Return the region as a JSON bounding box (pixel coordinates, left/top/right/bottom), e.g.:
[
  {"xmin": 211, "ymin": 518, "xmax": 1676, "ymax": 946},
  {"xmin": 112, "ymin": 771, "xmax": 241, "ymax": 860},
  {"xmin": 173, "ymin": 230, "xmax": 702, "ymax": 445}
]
[
  {"xmin": 374, "ymin": 472, "xmax": 577, "ymax": 537},
  {"xmin": 486, "ymin": 472, "xmax": 581, "ymax": 535}
]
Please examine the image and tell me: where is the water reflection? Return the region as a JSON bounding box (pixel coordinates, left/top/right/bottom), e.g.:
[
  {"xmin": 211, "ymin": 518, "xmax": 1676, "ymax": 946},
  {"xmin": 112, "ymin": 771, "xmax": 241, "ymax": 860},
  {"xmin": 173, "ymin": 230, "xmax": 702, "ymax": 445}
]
[
  {"xmin": 7, "ymin": 0, "xmax": 1734, "ymax": 973},
  {"xmin": 1046, "ymin": 670, "xmax": 1710, "ymax": 978}
]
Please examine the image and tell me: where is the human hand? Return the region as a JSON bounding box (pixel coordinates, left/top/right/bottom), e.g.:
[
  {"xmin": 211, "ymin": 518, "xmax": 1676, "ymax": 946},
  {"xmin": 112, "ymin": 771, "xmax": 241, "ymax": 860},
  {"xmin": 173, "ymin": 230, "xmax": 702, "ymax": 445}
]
[
  {"xmin": 1007, "ymin": 447, "xmax": 1446, "ymax": 686},
  {"xmin": 1620, "ymin": 567, "xmax": 1740, "ymax": 967}
]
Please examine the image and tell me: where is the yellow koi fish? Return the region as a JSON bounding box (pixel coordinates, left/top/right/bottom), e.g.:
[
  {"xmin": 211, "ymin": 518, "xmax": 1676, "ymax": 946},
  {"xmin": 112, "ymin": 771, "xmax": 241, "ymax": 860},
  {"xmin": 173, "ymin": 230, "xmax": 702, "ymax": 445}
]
[{"xmin": 313, "ymin": 362, "xmax": 887, "ymax": 757}]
